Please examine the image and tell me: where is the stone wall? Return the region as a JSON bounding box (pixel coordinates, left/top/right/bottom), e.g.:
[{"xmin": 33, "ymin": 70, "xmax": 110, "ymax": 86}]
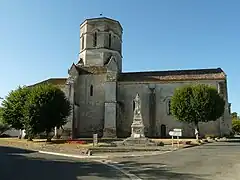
[
  {"xmin": 79, "ymin": 18, "xmax": 122, "ymax": 68},
  {"xmin": 57, "ymin": 85, "xmax": 72, "ymax": 131},
  {"xmin": 117, "ymin": 79, "xmax": 229, "ymax": 138},
  {"xmin": 74, "ymin": 74, "xmax": 106, "ymax": 137}
]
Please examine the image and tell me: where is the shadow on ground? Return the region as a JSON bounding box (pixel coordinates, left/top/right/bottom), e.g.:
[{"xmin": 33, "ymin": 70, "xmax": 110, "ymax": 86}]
[
  {"xmin": 0, "ymin": 145, "xmax": 216, "ymax": 180},
  {"xmin": 199, "ymin": 142, "xmax": 240, "ymax": 148},
  {"xmin": 0, "ymin": 146, "xmax": 127, "ymax": 180},
  {"xmin": 113, "ymin": 160, "xmax": 208, "ymax": 180}
]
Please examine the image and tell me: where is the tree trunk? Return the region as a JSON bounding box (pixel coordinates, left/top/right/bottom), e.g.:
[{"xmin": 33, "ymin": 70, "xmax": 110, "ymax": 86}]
[
  {"xmin": 46, "ymin": 132, "xmax": 52, "ymax": 142},
  {"xmin": 53, "ymin": 127, "xmax": 59, "ymax": 139},
  {"xmin": 194, "ymin": 123, "xmax": 200, "ymax": 140},
  {"xmin": 18, "ymin": 129, "xmax": 22, "ymax": 139}
]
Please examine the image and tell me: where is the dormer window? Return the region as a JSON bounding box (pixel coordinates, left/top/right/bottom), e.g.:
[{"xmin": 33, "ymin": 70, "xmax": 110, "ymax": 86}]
[
  {"xmin": 93, "ymin": 32, "xmax": 97, "ymax": 47},
  {"xmin": 109, "ymin": 33, "xmax": 112, "ymax": 48}
]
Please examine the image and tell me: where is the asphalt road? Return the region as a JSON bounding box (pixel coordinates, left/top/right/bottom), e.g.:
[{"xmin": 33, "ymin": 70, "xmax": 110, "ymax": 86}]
[
  {"xmin": 110, "ymin": 142, "xmax": 240, "ymax": 180},
  {"xmin": 0, "ymin": 146, "xmax": 130, "ymax": 180},
  {"xmin": 2, "ymin": 142, "xmax": 240, "ymax": 180}
]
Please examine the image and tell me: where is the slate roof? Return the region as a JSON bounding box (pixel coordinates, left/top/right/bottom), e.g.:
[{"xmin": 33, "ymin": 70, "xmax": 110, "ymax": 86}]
[{"xmin": 118, "ymin": 68, "xmax": 226, "ymax": 82}]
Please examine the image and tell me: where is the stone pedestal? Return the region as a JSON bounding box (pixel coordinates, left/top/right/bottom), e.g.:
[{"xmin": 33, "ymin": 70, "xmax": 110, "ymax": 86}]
[
  {"xmin": 130, "ymin": 113, "xmax": 145, "ymax": 138},
  {"xmin": 122, "ymin": 137, "xmax": 155, "ymax": 146}
]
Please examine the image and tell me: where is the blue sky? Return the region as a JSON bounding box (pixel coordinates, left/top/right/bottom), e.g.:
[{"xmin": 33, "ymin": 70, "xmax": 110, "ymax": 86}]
[{"xmin": 0, "ymin": 0, "xmax": 239, "ymax": 113}]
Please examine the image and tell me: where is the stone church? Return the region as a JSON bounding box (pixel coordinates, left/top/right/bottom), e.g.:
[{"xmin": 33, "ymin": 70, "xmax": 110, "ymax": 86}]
[{"xmin": 33, "ymin": 17, "xmax": 232, "ymax": 138}]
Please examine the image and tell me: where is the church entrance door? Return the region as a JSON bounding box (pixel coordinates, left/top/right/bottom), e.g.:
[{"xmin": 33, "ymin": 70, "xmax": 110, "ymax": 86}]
[{"xmin": 160, "ymin": 124, "xmax": 166, "ymax": 138}]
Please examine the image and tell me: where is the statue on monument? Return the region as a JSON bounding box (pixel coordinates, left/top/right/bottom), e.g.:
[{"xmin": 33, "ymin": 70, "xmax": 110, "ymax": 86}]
[
  {"xmin": 131, "ymin": 93, "xmax": 145, "ymax": 138},
  {"xmin": 134, "ymin": 94, "xmax": 141, "ymax": 116},
  {"xmin": 120, "ymin": 93, "xmax": 156, "ymax": 146}
]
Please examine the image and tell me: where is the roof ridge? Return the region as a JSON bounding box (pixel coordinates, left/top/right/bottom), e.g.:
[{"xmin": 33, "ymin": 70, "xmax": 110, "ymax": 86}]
[{"xmin": 121, "ymin": 68, "xmax": 223, "ymax": 75}]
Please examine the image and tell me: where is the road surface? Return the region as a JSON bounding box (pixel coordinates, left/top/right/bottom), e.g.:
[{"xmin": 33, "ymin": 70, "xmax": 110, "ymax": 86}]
[
  {"xmin": 0, "ymin": 146, "xmax": 131, "ymax": 180},
  {"xmin": 2, "ymin": 142, "xmax": 240, "ymax": 180},
  {"xmin": 109, "ymin": 142, "xmax": 240, "ymax": 180}
]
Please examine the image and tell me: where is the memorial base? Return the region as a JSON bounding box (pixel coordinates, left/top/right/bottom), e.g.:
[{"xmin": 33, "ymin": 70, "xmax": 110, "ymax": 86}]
[{"xmin": 121, "ymin": 137, "xmax": 156, "ymax": 146}]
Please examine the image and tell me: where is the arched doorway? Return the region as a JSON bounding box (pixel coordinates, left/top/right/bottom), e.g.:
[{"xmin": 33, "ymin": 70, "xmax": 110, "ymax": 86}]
[{"xmin": 161, "ymin": 124, "xmax": 167, "ymax": 138}]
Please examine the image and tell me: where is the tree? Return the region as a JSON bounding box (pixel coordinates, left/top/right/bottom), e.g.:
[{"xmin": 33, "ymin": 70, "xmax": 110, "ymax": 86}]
[
  {"xmin": 231, "ymin": 112, "xmax": 238, "ymax": 119},
  {"xmin": 1, "ymin": 86, "xmax": 30, "ymax": 138},
  {"xmin": 171, "ymin": 84, "xmax": 225, "ymax": 140},
  {"xmin": 24, "ymin": 84, "xmax": 71, "ymax": 141},
  {"xmin": 0, "ymin": 108, "xmax": 10, "ymax": 136},
  {"xmin": 231, "ymin": 112, "xmax": 240, "ymax": 121},
  {"xmin": 232, "ymin": 119, "xmax": 240, "ymax": 134}
]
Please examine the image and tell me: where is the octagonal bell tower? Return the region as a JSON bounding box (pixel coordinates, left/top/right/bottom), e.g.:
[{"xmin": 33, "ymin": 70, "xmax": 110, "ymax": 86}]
[{"xmin": 78, "ymin": 17, "xmax": 123, "ymax": 72}]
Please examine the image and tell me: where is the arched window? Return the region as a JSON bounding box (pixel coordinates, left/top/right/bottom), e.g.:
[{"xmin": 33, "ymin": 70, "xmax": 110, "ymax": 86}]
[
  {"xmin": 133, "ymin": 100, "xmax": 135, "ymax": 111},
  {"xmin": 167, "ymin": 99, "xmax": 171, "ymax": 115},
  {"xmin": 90, "ymin": 85, "xmax": 93, "ymax": 96},
  {"xmin": 81, "ymin": 35, "xmax": 85, "ymax": 50},
  {"xmin": 109, "ymin": 33, "xmax": 112, "ymax": 48},
  {"xmin": 93, "ymin": 32, "xmax": 97, "ymax": 47}
]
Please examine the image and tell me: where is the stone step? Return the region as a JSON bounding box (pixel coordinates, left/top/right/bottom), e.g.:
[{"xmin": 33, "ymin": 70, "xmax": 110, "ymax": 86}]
[{"xmin": 89, "ymin": 146, "xmax": 172, "ymax": 153}]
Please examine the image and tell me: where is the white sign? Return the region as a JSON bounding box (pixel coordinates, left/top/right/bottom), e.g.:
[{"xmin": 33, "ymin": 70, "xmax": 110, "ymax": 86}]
[
  {"xmin": 169, "ymin": 128, "xmax": 182, "ymax": 148},
  {"xmin": 169, "ymin": 129, "xmax": 182, "ymax": 137}
]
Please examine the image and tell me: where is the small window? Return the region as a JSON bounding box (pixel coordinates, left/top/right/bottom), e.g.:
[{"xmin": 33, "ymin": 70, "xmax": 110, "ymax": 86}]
[
  {"xmin": 90, "ymin": 85, "xmax": 93, "ymax": 96},
  {"xmin": 82, "ymin": 35, "xmax": 85, "ymax": 50},
  {"xmin": 167, "ymin": 100, "xmax": 171, "ymax": 115},
  {"xmin": 109, "ymin": 33, "xmax": 112, "ymax": 48},
  {"xmin": 93, "ymin": 32, "xmax": 97, "ymax": 47}
]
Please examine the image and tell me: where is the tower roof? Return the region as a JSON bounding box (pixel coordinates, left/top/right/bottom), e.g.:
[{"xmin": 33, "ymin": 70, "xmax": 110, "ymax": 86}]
[{"xmin": 80, "ymin": 17, "xmax": 123, "ymax": 31}]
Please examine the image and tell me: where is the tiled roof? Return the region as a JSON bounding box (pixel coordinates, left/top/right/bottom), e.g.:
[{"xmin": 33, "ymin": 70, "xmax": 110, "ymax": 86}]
[
  {"xmin": 29, "ymin": 68, "xmax": 226, "ymax": 87},
  {"xmin": 28, "ymin": 78, "xmax": 67, "ymax": 87},
  {"xmin": 118, "ymin": 68, "xmax": 226, "ymax": 82},
  {"xmin": 80, "ymin": 17, "xmax": 123, "ymax": 31},
  {"xmin": 76, "ymin": 66, "xmax": 107, "ymax": 74}
]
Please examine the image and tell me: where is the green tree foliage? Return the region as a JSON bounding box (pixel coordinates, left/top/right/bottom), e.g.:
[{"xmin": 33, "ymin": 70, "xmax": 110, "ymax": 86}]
[
  {"xmin": 1, "ymin": 86, "xmax": 30, "ymax": 130},
  {"xmin": 171, "ymin": 84, "xmax": 225, "ymax": 139},
  {"xmin": 231, "ymin": 112, "xmax": 238, "ymax": 119},
  {"xmin": 24, "ymin": 84, "xmax": 71, "ymax": 141},
  {"xmin": 232, "ymin": 119, "xmax": 240, "ymax": 134},
  {"xmin": 231, "ymin": 112, "xmax": 239, "ymax": 121},
  {"xmin": 0, "ymin": 108, "xmax": 10, "ymax": 135}
]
